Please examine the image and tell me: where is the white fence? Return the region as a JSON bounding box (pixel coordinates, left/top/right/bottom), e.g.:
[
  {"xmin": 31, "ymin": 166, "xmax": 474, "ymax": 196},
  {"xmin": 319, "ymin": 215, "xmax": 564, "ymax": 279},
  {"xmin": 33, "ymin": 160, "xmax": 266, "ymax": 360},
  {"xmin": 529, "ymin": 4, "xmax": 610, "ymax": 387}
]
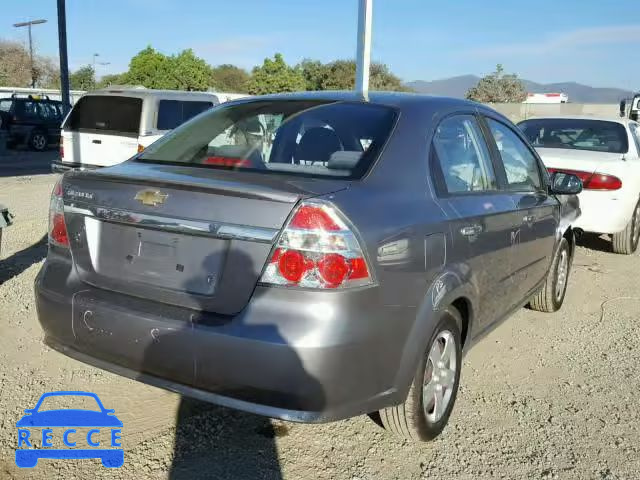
[{"xmin": 0, "ymin": 86, "xmax": 86, "ymax": 104}]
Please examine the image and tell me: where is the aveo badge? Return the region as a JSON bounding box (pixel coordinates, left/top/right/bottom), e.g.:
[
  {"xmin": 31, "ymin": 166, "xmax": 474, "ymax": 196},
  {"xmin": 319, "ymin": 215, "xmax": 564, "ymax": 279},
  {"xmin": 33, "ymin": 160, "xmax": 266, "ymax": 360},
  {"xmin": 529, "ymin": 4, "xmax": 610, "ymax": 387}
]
[{"xmin": 15, "ymin": 391, "xmax": 123, "ymax": 468}]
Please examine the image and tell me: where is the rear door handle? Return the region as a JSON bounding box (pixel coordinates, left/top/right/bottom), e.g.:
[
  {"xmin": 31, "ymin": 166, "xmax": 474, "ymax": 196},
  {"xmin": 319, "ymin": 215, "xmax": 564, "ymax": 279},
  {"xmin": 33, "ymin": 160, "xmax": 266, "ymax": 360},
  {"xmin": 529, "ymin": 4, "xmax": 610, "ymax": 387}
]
[
  {"xmin": 523, "ymin": 214, "xmax": 535, "ymax": 224},
  {"xmin": 92, "ymin": 139, "xmax": 102, "ymax": 144},
  {"xmin": 460, "ymin": 225, "xmax": 482, "ymax": 236}
]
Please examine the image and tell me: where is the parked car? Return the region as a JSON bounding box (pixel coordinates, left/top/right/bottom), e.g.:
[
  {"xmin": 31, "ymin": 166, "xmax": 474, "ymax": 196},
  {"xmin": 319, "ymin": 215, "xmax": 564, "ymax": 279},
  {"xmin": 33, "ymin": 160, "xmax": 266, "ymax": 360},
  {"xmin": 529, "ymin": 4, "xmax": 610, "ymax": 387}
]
[
  {"xmin": 35, "ymin": 92, "xmax": 582, "ymax": 442},
  {"xmin": 518, "ymin": 116, "xmax": 640, "ymax": 254},
  {"xmin": 0, "ymin": 94, "xmax": 64, "ymax": 151},
  {"xmin": 52, "ymin": 88, "xmax": 226, "ymax": 173}
]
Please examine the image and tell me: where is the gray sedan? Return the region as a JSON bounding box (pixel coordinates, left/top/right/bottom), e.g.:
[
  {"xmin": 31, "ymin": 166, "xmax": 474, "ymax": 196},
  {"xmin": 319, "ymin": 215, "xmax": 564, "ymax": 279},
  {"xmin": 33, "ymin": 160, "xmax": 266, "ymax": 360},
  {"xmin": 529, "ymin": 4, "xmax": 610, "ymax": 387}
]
[{"xmin": 35, "ymin": 92, "xmax": 581, "ymax": 441}]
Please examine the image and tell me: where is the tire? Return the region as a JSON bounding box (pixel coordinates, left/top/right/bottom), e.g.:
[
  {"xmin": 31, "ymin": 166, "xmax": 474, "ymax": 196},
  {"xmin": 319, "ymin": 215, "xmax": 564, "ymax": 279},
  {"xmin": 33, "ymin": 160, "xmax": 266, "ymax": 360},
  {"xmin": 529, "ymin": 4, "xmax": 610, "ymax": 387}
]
[
  {"xmin": 612, "ymin": 200, "xmax": 640, "ymax": 255},
  {"xmin": 529, "ymin": 236, "xmax": 571, "ymax": 312},
  {"xmin": 377, "ymin": 306, "xmax": 463, "ymax": 441},
  {"xmin": 29, "ymin": 130, "xmax": 48, "ymax": 151}
]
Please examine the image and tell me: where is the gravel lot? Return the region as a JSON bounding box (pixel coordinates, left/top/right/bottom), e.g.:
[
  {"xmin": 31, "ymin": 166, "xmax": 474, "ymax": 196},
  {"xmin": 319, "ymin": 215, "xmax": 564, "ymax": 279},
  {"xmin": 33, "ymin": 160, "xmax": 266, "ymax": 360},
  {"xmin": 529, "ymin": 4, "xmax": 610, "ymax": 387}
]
[{"xmin": 1, "ymin": 151, "xmax": 639, "ymax": 479}]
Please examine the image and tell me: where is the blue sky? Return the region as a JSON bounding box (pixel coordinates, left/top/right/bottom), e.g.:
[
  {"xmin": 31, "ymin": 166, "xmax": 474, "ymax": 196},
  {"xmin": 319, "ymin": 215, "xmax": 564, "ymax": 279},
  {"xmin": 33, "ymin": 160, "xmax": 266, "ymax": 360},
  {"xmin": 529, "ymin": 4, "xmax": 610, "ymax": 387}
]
[{"xmin": 1, "ymin": 0, "xmax": 639, "ymax": 89}]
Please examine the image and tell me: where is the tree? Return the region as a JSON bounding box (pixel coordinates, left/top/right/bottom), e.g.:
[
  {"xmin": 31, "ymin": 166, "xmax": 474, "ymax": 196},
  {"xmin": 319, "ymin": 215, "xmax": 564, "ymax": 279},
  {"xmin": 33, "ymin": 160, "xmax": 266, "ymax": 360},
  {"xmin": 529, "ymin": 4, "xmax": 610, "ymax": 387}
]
[
  {"xmin": 465, "ymin": 64, "xmax": 526, "ymax": 103},
  {"xmin": 123, "ymin": 46, "xmax": 211, "ymax": 91},
  {"xmin": 211, "ymin": 64, "xmax": 250, "ymax": 92},
  {"xmin": 167, "ymin": 49, "xmax": 211, "ymax": 91},
  {"xmin": 299, "ymin": 59, "xmax": 410, "ymax": 92},
  {"xmin": 247, "ymin": 53, "xmax": 305, "ymax": 95},
  {"xmin": 69, "ymin": 65, "xmax": 95, "ymax": 90},
  {"xmin": 0, "ymin": 39, "xmax": 59, "ymax": 88},
  {"xmin": 124, "ymin": 46, "xmax": 172, "ymax": 89},
  {"xmin": 34, "ymin": 57, "xmax": 60, "ymax": 89},
  {"xmin": 298, "ymin": 59, "xmax": 325, "ymax": 91},
  {"xmin": 95, "ymin": 73, "xmax": 126, "ymax": 89}
]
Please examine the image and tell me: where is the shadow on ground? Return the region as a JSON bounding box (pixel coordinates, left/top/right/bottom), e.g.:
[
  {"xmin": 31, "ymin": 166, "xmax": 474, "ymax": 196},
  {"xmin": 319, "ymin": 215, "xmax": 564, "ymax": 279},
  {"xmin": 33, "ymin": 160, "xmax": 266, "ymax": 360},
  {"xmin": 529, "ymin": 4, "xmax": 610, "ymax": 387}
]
[
  {"xmin": 0, "ymin": 234, "xmax": 47, "ymax": 285},
  {"xmin": 576, "ymin": 232, "xmax": 613, "ymax": 253},
  {"xmin": 167, "ymin": 399, "xmax": 287, "ymax": 480},
  {"xmin": 0, "ymin": 148, "xmax": 57, "ymax": 177}
]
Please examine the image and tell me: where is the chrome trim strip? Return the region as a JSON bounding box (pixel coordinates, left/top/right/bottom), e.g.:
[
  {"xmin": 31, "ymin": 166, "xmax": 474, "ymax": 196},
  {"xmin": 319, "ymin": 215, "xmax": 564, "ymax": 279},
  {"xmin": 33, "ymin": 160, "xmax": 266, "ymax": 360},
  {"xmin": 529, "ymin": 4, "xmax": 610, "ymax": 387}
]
[{"xmin": 64, "ymin": 204, "xmax": 278, "ymax": 243}]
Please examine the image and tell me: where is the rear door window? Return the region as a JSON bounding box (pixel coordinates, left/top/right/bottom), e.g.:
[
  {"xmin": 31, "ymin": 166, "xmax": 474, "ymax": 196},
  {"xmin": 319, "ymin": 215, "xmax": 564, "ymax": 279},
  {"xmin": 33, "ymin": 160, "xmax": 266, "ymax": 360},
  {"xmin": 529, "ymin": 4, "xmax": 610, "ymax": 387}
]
[
  {"xmin": 628, "ymin": 123, "xmax": 640, "ymax": 155},
  {"xmin": 64, "ymin": 95, "xmax": 142, "ymax": 136},
  {"xmin": 156, "ymin": 100, "xmax": 214, "ymax": 130},
  {"xmin": 518, "ymin": 118, "xmax": 629, "ymax": 154},
  {"xmin": 486, "ymin": 118, "xmax": 543, "ymax": 192},
  {"xmin": 19, "ymin": 101, "xmax": 40, "ymax": 120},
  {"xmin": 0, "ymin": 100, "xmax": 12, "ymax": 113},
  {"xmin": 139, "ymin": 100, "xmax": 397, "ymax": 179},
  {"xmin": 431, "ymin": 115, "xmax": 497, "ymax": 194}
]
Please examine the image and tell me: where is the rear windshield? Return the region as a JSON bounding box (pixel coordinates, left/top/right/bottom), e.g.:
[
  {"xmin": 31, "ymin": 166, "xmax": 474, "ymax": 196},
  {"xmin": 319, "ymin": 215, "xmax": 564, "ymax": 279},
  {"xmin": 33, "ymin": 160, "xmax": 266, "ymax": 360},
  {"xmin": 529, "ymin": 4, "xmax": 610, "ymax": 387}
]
[
  {"xmin": 518, "ymin": 118, "xmax": 629, "ymax": 154},
  {"xmin": 138, "ymin": 100, "xmax": 397, "ymax": 179},
  {"xmin": 157, "ymin": 100, "xmax": 215, "ymax": 130},
  {"xmin": 65, "ymin": 95, "xmax": 142, "ymax": 135}
]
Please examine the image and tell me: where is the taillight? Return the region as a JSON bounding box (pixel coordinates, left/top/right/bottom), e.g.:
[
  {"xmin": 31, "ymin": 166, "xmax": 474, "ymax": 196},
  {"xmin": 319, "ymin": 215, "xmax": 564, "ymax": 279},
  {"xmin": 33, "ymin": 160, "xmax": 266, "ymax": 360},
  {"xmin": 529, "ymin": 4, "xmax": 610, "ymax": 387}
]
[
  {"xmin": 259, "ymin": 201, "xmax": 373, "ymax": 289},
  {"xmin": 548, "ymin": 168, "xmax": 622, "ymax": 191},
  {"xmin": 584, "ymin": 173, "xmax": 622, "ymax": 190},
  {"xmin": 203, "ymin": 156, "xmax": 250, "ymax": 167},
  {"xmin": 59, "ymin": 137, "xmax": 64, "ymax": 159},
  {"xmin": 49, "ymin": 179, "xmax": 69, "ymax": 247}
]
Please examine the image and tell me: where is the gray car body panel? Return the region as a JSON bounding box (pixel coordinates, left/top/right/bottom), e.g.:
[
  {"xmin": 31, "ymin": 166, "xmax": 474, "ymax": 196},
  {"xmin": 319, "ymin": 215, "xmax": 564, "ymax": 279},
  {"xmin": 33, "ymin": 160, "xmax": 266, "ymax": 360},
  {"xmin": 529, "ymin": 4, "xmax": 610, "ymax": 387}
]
[{"xmin": 34, "ymin": 92, "xmax": 576, "ymax": 422}]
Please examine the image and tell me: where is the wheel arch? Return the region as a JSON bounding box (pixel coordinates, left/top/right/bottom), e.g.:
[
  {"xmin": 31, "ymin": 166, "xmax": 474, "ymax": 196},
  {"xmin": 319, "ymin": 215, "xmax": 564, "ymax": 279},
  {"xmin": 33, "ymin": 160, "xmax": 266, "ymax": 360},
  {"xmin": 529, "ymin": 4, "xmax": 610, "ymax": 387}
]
[{"xmin": 390, "ymin": 268, "xmax": 478, "ymax": 402}]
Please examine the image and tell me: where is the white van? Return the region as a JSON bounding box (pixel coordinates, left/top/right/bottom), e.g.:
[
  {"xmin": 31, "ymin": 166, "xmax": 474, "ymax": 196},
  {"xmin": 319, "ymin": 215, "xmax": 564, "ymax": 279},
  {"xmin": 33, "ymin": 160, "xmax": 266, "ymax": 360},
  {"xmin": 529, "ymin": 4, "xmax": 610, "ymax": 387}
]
[{"xmin": 52, "ymin": 88, "xmax": 239, "ymax": 172}]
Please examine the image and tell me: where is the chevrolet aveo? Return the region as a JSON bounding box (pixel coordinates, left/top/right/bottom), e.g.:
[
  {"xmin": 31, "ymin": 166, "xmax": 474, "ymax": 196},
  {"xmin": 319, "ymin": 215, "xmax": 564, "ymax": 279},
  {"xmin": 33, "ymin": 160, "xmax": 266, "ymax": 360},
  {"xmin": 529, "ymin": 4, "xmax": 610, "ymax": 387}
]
[{"xmin": 36, "ymin": 92, "xmax": 582, "ymax": 441}]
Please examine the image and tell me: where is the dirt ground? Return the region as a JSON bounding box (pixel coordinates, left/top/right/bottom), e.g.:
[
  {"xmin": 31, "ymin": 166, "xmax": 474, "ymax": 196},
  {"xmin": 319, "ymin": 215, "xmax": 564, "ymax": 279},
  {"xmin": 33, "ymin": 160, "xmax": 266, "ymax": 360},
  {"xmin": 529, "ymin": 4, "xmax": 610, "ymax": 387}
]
[{"xmin": 1, "ymin": 152, "xmax": 639, "ymax": 480}]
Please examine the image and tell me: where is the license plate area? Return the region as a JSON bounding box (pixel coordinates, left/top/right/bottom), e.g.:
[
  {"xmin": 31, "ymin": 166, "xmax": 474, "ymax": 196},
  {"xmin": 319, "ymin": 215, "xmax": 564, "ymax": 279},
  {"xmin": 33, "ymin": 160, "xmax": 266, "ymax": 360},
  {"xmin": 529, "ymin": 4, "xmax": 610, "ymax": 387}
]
[{"xmin": 85, "ymin": 217, "xmax": 228, "ymax": 295}]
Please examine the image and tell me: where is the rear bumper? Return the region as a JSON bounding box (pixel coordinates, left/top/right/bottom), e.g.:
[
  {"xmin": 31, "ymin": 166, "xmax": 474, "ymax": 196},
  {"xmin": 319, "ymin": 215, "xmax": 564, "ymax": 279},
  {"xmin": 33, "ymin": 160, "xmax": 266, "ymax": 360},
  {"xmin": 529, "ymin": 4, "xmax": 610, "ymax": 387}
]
[
  {"xmin": 34, "ymin": 253, "xmax": 417, "ymax": 423},
  {"xmin": 52, "ymin": 160, "xmax": 101, "ymax": 174},
  {"xmin": 572, "ymin": 190, "xmax": 637, "ymax": 234}
]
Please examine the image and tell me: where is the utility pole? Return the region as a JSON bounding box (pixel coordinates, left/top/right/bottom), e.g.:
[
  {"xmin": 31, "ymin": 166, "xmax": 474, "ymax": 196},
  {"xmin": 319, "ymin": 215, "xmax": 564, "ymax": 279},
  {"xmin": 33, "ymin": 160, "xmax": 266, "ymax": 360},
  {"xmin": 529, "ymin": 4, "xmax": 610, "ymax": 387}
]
[
  {"xmin": 13, "ymin": 19, "xmax": 47, "ymax": 88},
  {"xmin": 355, "ymin": 0, "xmax": 372, "ymax": 98},
  {"xmin": 56, "ymin": 0, "xmax": 71, "ymax": 115}
]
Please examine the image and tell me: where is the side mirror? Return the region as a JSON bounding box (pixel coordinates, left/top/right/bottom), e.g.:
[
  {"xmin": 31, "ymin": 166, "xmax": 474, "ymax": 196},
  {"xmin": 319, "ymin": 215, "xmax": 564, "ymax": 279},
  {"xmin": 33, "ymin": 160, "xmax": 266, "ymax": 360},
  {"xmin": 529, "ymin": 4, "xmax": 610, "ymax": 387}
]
[{"xmin": 550, "ymin": 172, "xmax": 583, "ymax": 195}]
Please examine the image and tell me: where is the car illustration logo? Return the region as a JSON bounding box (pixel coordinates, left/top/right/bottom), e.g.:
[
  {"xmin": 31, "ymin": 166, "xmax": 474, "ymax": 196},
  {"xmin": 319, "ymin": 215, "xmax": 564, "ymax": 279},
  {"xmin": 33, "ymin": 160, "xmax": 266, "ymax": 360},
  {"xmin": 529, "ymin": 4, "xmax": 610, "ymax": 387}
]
[
  {"xmin": 15, "ymin": 391, "xmax": 123, "ymax": 468},
  {"xmin": 134, "ymin": 189, "xmax": 168, "ymax": 206}
]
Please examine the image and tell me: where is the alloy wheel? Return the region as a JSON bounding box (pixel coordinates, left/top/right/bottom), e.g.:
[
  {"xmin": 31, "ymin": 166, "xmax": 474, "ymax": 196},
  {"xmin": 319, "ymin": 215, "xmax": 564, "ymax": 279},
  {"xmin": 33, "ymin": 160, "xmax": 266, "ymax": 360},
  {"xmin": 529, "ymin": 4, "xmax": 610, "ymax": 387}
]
[
  {"xmin": 632, "ymin": 203, "xmax": 640, "ymax": 250},
  {"xmin": 423, "ymin": 330, "xmax": 457, "ymax": 423},
  {"xmin": 555, "ymin": 248, "xmax": 569, "ymax": 301}
]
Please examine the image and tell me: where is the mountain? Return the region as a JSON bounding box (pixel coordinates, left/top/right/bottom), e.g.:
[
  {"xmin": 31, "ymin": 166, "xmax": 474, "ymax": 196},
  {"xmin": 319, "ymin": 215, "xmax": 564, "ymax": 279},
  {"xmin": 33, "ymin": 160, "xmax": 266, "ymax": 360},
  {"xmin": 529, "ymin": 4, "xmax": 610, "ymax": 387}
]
[{"xmin": 406, "ymin": 76, "xmax": 634, "ymax": 103}]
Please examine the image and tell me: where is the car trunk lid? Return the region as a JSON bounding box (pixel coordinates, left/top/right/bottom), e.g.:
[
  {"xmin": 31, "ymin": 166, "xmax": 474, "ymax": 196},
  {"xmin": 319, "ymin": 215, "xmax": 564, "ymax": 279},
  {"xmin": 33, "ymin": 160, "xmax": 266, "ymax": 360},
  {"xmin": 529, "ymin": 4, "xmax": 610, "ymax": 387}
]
[
  {"xmin": 535, "ymin": 147, "xmax": 625, "ymax": 175},
  {"xmin": 62, "ymin": 161, "xmax": 349, "ymax": 314}
]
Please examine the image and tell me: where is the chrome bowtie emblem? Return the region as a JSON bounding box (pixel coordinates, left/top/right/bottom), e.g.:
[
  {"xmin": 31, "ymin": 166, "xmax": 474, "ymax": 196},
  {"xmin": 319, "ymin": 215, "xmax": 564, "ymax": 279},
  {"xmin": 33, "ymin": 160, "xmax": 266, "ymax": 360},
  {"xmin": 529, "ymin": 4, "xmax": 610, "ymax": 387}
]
[{"xmin": 134, "ymin": 189, "xmax": 168, "ymax": 206}]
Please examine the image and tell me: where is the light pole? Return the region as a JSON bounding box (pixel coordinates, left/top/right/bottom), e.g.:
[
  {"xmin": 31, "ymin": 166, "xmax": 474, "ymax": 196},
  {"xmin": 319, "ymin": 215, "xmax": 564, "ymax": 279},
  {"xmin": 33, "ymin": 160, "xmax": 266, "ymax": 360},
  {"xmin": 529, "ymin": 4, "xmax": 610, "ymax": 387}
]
[
  {"xmin": 13, "ymin": 19, "xmax": 47, "ymax": 88},
  {"xmin": 355, "ymin": 0, "xmax": 372, "ymax": 98},
  {"xmin": 57, "ymin": 0, "xmax": 70, "ymax": 114}
]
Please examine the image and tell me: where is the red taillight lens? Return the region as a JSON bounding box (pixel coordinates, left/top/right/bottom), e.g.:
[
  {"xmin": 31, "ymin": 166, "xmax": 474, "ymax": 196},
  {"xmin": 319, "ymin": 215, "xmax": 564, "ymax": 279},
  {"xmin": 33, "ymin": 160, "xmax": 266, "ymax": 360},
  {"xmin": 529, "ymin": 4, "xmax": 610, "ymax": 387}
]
[
  {"xmin": 548, "ymin": 168, "xmax": 622, "ymax": 191},
  {"xmin": 585, "ymin": 173, "xmax": 622, "ymax": 190},
  {"xmin": 260, "ymin": 202, "xmax": 372, "ymax": 289},
  {"xmin": 59, "ymin": 137, "xmax": 64, "ymax": 159},
  {"xmin": 317, "ymin": 253, "xmax": 349, "ymax": 287},
  {"xmin": 49, "ymin": 179, "xmax": 69, "ymax": 247},
  {"xmin": 278, "ymin": 250, "xmax": 311, "ymax": 282},
  {"xmin": 203, "ymin": 156, "xmax": 250, "ymax": 167},
  {"xmin": 289, "ymin": 205, "xmax": 342, "ymax": 231},
  {"xmin": 51, "ymin": 213, "xmax": 69, "ymax": 246}
]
